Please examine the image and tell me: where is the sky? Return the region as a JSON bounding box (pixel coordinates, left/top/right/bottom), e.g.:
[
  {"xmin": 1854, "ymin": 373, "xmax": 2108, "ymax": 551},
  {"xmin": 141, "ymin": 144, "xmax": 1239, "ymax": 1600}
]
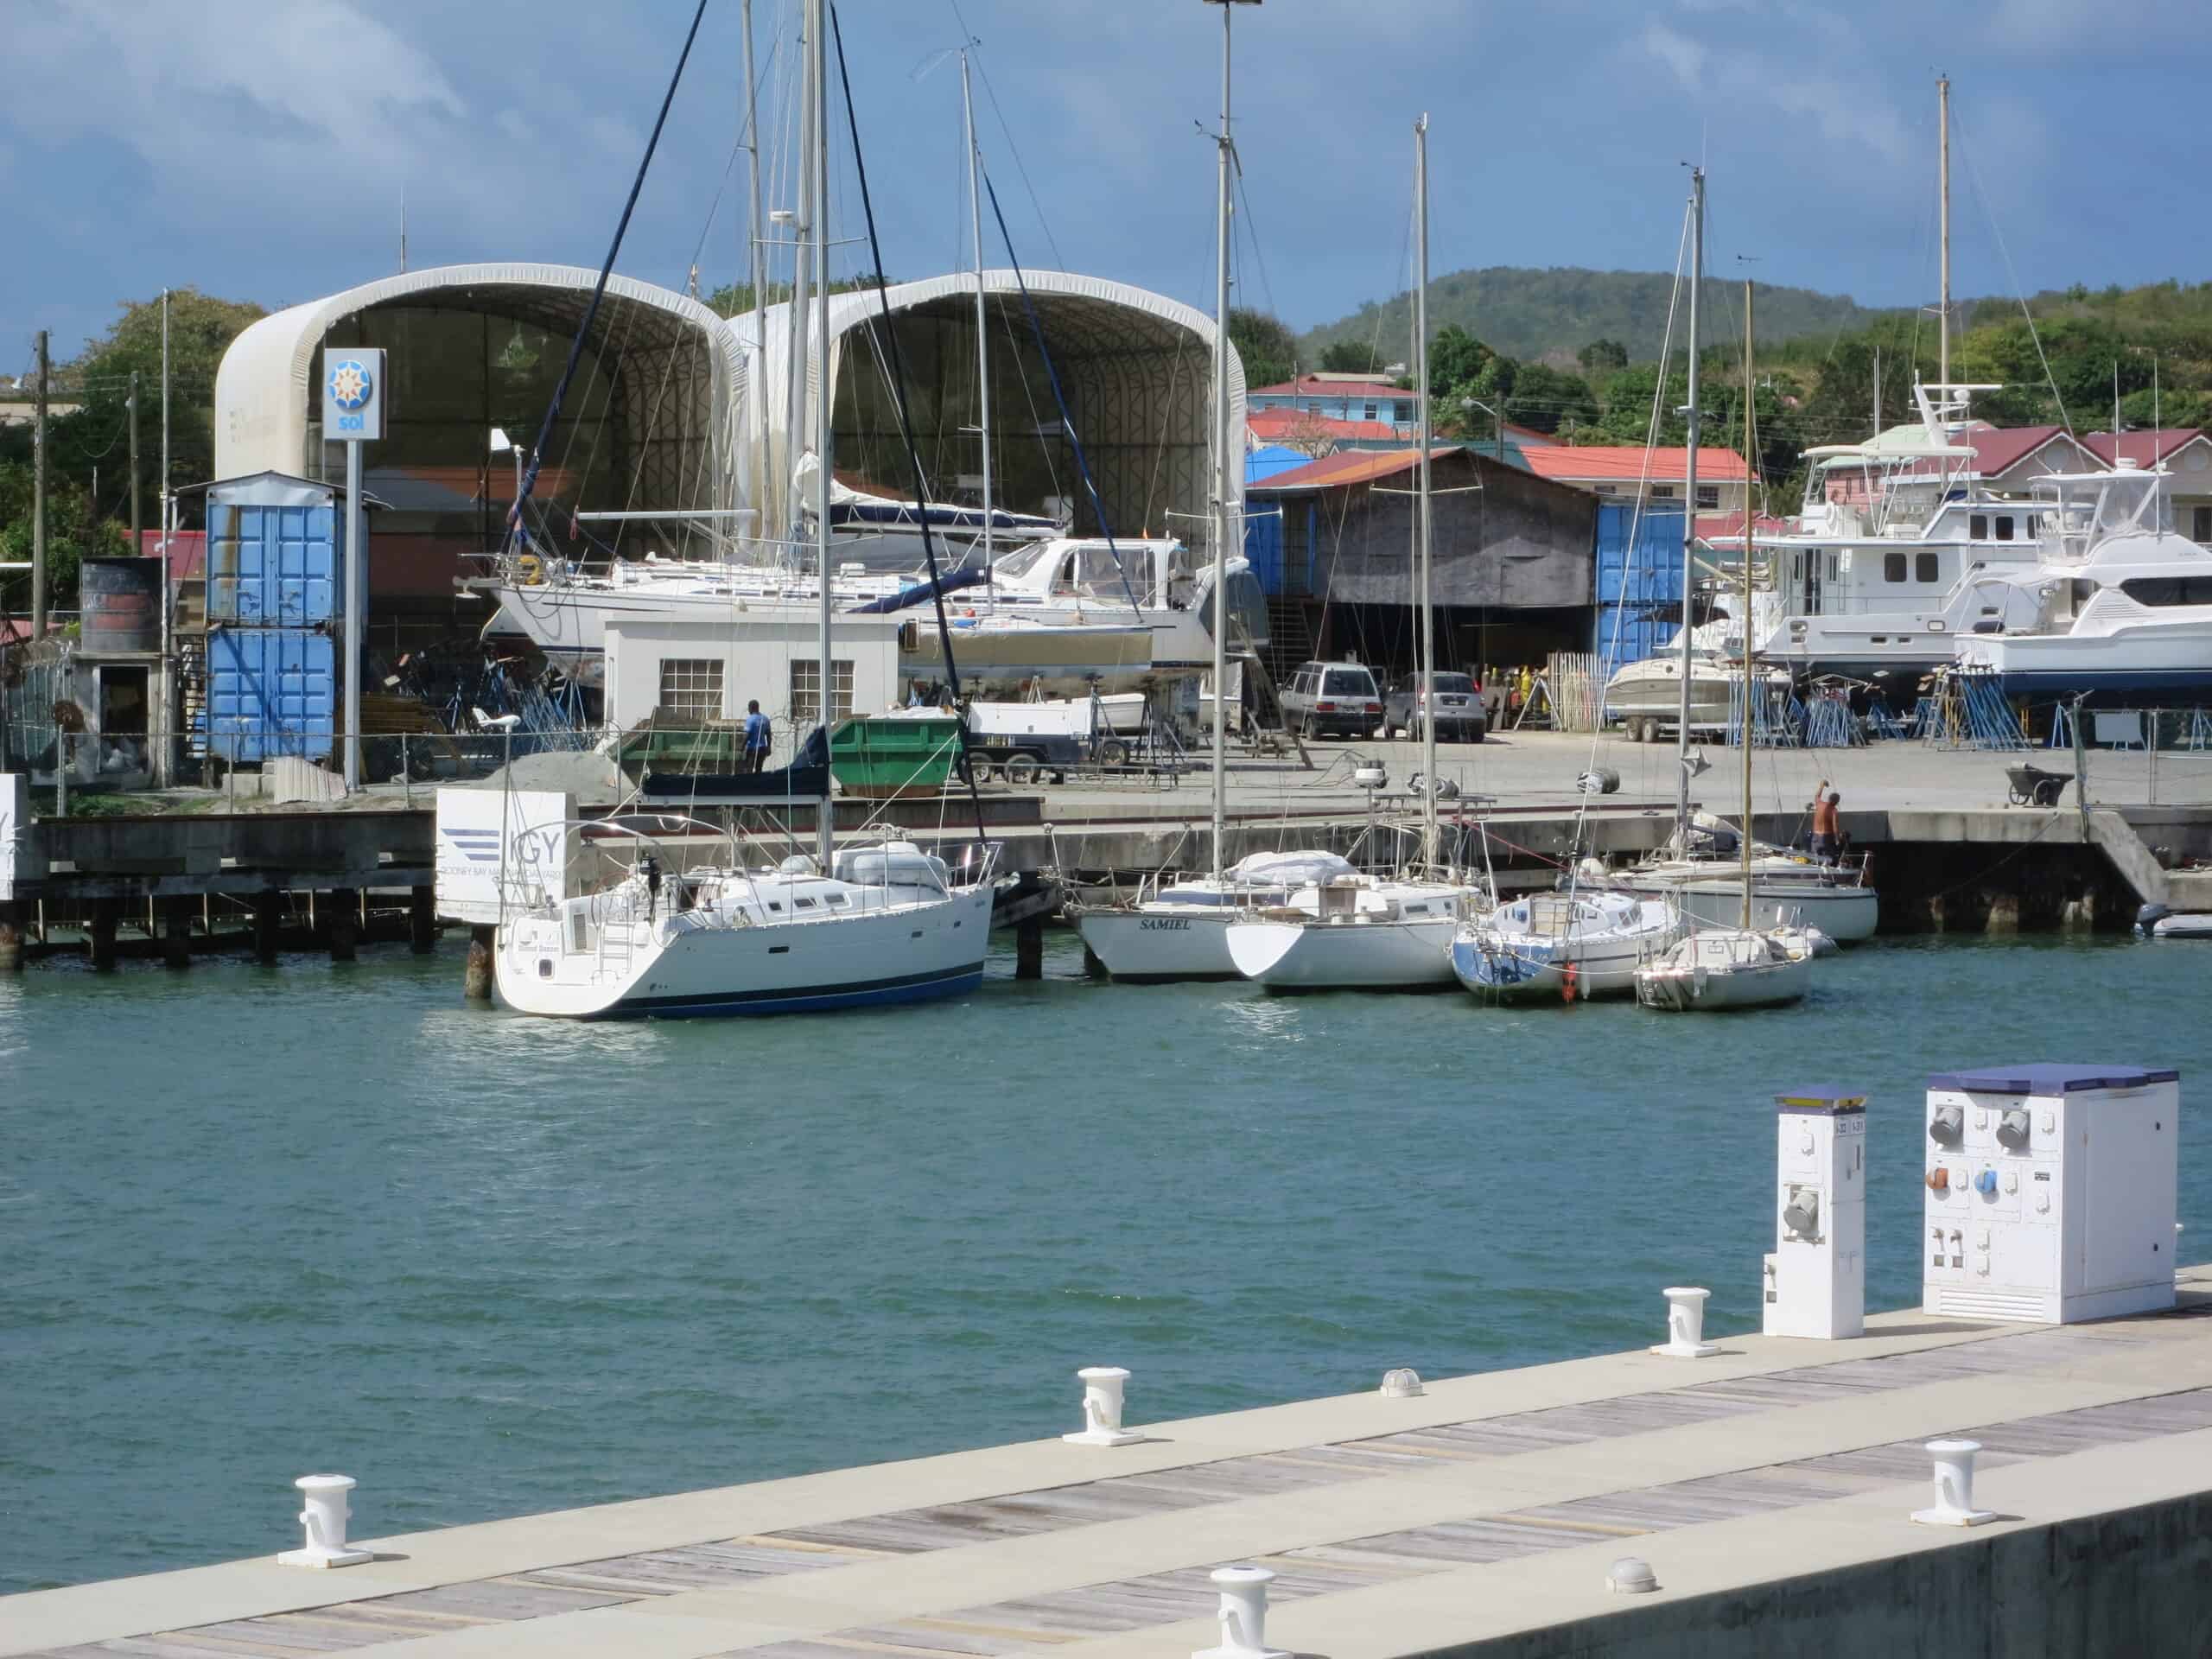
[{"xmin": 2, "ymin": 0, "xmax": 2207, "ymax": 374}]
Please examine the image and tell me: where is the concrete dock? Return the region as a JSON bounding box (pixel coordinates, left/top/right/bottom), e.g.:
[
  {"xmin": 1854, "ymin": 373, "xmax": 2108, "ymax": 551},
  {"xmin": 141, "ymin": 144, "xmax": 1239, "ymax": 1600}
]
[{"xmin": 11, "ymin": 1270, "xmax": 2212, "ymax": 1658}]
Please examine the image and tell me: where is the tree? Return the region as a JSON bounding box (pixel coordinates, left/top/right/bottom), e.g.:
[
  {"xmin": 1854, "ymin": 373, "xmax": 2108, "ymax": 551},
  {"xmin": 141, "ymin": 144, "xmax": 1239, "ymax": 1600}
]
[
  {"xmin": 1427, "ymin": 324, "xmax": 1497, "ymax": 396},
  {"xmin": 1317, "ymin": 339, "xmax": 1386, "ymax": 375},
  {"xmin": 1577, "ymin": 338, "xmax": 1628, "ymax": 374},
  {"xmin": 0, "ymin": 461, "xmax": 129, "ymax": 612},
  {"xmin": 1227, "ymin": 308, "xmax": 1296, "ymax": 390},
  {"xmin": 67, "ymin": 289, "xmax": 267, "ymax": 512},
  {"xmin": 1278, "ymin": 412, "xmax": 1339, "ymax": 458},
  {"xmin": 1504, "ymin": 362, "xmax": 1599, "ymax": 435},
  {"xmin": 1593, "ymin": 364, "xmax": 1688, "ymax": 445}
]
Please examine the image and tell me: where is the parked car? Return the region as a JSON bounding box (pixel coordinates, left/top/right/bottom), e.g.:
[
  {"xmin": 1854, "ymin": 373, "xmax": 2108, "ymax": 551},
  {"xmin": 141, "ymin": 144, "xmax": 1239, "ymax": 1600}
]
[
  {"xmin": 1382, "ymin": 671, "xmax": 1486, "ymax": 741},
  {"xmin": 1279, "ymin": 661, "xmax": 1382, "ymax": 740}
]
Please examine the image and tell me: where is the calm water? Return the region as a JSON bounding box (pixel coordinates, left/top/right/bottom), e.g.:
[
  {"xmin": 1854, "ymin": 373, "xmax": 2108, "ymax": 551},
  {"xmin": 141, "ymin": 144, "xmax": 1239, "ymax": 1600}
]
[{"xmin": 2, "ymin": 931, "xmax": 2204, "ymax": 1593}]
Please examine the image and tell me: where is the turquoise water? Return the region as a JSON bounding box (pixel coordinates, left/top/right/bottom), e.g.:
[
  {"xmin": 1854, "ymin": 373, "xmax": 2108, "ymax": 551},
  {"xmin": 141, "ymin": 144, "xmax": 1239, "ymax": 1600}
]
[{"xmin": 2, "ymin": 931, "xmax": 2204, "ymax": 1593}]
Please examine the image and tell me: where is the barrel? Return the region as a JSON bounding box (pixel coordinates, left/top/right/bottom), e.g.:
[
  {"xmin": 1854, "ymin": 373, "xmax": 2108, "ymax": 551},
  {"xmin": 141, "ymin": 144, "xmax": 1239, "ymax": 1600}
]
[{"xmin": 79, "ymin": 557, "xmax": 163, "ymax": 652}]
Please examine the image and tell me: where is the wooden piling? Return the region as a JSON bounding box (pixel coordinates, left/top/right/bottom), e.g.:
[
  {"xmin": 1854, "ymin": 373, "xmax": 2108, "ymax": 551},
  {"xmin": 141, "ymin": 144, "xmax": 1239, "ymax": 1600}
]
[
  {"xmin": 408, "ymin": 886, "xmax": 436, "ymax": 954},
  {"xmin": 252, "ymin": 891, "xmax": 282, "ymax": 963},
  {"xmin": 327, "ymin": 889, "xmax": 359, "ymax": 962},
  {"xmin": 0, "ymin": 902, "xmax": 22, "ymax": 972},
  {"xmin": 1015, "ymin": 915, "xmax": 1045, "ymax": 980},
  {"xmin": 159, "ymin": 895, "xmax": 192, "ymax": 969},
  {"xmin": 464, "ymin": 924, "xmax": 495, "ymax": 1001},
  {"xmin": 87, "ymin": 899, "xmax": 118, "ymax": 971}
]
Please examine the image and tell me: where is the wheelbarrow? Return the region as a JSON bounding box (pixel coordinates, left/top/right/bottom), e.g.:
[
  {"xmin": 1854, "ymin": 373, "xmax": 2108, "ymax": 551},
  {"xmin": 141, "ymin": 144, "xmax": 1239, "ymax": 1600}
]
[{"xmin": 2005, "ymin": 762, "xmax": 2072, "ymax": 807}]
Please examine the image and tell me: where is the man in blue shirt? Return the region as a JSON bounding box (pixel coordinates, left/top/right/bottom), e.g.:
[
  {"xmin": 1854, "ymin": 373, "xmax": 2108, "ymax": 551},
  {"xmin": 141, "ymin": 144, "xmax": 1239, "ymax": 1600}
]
[{"xmin": 743, "ymin": 700, "xmax": 772, "ymax": 772}]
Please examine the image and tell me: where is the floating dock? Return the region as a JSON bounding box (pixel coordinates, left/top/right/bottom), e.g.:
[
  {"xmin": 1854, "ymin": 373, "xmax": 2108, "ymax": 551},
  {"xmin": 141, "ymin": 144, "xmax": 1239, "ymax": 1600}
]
[{"xmin": 11, "ymin": 1270, "xmax": 2212, "ymax": 1658}]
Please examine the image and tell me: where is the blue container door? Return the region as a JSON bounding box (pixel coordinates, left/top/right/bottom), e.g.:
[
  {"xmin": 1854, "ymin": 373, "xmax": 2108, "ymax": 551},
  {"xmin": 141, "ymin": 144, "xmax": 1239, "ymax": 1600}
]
[
  {"xmin": 206, "ymin": 630, "xmax": 335, "ymax": 763},
  {"xmin": 1594, "ymin": 502, "xmax": 1685, "ymax": 667},
  {"xmin": 207, "ymin": 504, "xmax": 340, "ymax": 626}
]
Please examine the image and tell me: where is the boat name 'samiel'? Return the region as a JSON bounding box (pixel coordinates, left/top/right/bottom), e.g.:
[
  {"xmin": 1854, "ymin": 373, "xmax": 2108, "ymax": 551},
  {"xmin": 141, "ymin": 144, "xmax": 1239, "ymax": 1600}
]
[{"xmin": 1139, "ymin": 918, "xmax": 1192, "ymax": 931}]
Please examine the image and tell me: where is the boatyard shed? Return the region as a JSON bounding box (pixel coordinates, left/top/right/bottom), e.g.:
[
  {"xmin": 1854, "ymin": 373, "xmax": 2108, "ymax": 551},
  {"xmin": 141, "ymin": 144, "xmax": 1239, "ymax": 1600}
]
[
  {"xmin": 601, "ymin": 614, "xmax": 904, "ymax": 743},
  {"xmin": 1248, "ymin": 445, "xmax": 1598, "ymax": 674}
]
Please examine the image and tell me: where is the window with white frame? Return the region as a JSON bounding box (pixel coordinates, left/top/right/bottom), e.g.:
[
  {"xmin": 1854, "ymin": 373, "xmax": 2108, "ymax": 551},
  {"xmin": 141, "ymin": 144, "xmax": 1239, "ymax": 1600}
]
[
  {"xmin": 789, "ymin": 658, "xmax": 855, "ymax": 726},
  {"xmin": 658, "ymin": 658, "xmax": 724, "ymax": 721}
]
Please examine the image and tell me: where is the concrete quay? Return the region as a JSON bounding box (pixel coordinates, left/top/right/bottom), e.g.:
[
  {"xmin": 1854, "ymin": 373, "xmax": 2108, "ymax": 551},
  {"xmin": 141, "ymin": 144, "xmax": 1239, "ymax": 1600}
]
[{"xmin": 10, "ymin": 1271, "xmax": 2212, "ymax": 1659}]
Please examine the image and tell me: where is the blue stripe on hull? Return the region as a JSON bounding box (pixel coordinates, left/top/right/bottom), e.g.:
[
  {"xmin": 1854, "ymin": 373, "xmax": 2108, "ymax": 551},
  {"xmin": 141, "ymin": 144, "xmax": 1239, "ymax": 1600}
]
[
  {"xmin": 1995, "ymin": 669, "xmax": 2212, "ymax": 697},
  {"xmin": 595, "ymin": 963, "xmax": 985, "ymax": 1020}
]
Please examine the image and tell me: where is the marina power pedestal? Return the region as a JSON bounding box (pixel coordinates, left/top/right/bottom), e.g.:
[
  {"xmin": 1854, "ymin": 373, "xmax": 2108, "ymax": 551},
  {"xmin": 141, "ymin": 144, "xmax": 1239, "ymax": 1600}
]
[
  {"xmin": 1923, "ymin": 1065, "xmax": 2180, "ymax": 1324},
  {"xmin": 1763, "ymin": 1088, "xmax": 1866, "ymax": 1339}
]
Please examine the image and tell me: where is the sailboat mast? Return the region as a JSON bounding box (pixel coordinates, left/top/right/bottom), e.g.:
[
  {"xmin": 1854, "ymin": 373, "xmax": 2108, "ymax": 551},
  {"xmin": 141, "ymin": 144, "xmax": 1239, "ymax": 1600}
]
[
  {"xmin": 1673, "ymin": 168, "xmax": 1704, "ymax": 842},
  {"xmin": 1740, "ymin": 278, "xmax": 1756, "ymax": 932},
  {"xmin": 1206, "ymin": 0, "xmax": 1243, "ymax": 881},
  {"xmin": 1938, "ymin": 75, "xmax": 1951, "ymax": 391},
  {"xmin": 741, "ymin": 0, "xmax": 770, "ymax": 557},
  {"xmin": 807, "ymin": 0, "xmax": 835, "ymax": 870},
  {"xmin": 963, "ymin": 51, "xmax": 995, "ymax": 588},
  {"xmin": 784, "ymin": 10, "xmax": 816, "ymax": 558},
  {"xmin": 1414, "ymin": 112, "xmax": 1438, "ymax": 870}
]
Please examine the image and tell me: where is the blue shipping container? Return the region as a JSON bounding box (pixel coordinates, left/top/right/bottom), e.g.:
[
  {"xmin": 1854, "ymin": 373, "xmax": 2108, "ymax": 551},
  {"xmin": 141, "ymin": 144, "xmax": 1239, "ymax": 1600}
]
[
  {"xmin": 1593, "ymin": 501, "xmax": 1686, "ymax": 668},
  {"xmin": 205, "ymin": 629, "xmax": 335, "ymax": 763},
  {"xmin": 206, "ymin": 499, "xmax": 343, "ymax": 626}
]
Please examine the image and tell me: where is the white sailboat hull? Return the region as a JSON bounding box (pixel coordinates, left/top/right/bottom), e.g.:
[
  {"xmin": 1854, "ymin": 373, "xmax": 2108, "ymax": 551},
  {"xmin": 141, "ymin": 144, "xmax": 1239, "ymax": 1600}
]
[
  {"xmin": 1449, "ymin": 902, "xmax": 1679, "ymax": 1002},
  {"xmin": 1226, "ymin": 914, "xmax": 1459, "ymax": 989},
  {"xmin": 496, "ymin": 884, "xmax": 993, "ymax": 1019},
  {"xmin": 1614, "ymin": 873, "xmax": 1877, "ymax": 941},
  {"xmin": 1637, "ymin": 951, "xmax": 1809, "ymax": 1010},
  {"xmin": 1077, "ymin": 907, "xmax": 1241, "ymax": 982}
]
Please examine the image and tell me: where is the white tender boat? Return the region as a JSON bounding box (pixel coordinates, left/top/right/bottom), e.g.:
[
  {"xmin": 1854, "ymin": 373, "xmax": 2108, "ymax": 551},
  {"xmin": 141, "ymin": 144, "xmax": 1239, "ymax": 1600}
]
[
  {"xmin": 496, "ymin": 837, "xmax": 999, "ymax": 1019},
  {"xmin": 1224, "ymin": 874, "xmax": 1473, "ymax": 990},
  {"xmin": 1075, "ymin": 851, "xmax": 1352, "ymax": 983},
  {"xmin": 1635, "ymin": 927, "xmax": 1810, "ymax": 1010},
  {"xmin": 1450, "ymin": 889, "xmax": 1681, "ymax": 1001}
]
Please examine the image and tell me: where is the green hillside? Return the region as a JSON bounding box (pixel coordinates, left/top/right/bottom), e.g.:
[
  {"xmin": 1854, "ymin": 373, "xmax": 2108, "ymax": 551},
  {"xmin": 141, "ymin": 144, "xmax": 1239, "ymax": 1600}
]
[{"xmin": 1300, "ymin": 266, "xmax": 1904, "ymax": 367}]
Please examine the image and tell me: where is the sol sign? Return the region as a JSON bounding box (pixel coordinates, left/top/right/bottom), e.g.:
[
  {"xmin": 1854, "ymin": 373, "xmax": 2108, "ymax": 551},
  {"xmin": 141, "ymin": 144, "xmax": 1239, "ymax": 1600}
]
[{"xmin": 320, "ymin": 346, "xmax": 385, "ymax": 442}]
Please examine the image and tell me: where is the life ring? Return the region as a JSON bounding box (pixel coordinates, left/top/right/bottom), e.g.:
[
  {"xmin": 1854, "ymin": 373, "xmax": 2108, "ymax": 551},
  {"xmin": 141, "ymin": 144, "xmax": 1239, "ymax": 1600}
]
[{"xmin": 516, "ymin": 554, "xmax": 543, "ymax": 586}]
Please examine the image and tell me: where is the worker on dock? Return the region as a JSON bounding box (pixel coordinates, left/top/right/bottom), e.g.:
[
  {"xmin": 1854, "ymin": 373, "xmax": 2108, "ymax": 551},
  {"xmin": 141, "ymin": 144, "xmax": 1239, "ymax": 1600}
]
[{"xmin": 1811, "ymin": 782, "xmax": 1840, "ymax": 864}]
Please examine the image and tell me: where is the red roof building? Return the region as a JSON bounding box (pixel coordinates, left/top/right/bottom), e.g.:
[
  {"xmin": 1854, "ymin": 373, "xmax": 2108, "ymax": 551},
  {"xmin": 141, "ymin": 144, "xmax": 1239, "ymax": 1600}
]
[
  {"xmin": 2083, "ymin": 429, "xmax": 2212, "ymax": 543},
  {"xmin": 1952, "ymin": 423, "xmax": 2101, "ymax": 486},
  {"xmin": 1517, "ymin": 444, "xmax": 1752, "ymax": 514}
]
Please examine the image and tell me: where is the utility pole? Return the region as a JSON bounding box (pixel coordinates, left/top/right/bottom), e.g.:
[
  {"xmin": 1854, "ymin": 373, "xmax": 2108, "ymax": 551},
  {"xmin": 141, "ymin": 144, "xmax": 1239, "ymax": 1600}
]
[
  {"xmin": 1871, "ymin": 347, "xmax": 1880, "ymax": 438},
  {"xmin": 1937, "ymin": 75, "xmax": 1950, "ymax": 390},
  {"xmin": 160, "ymin": 289, "xmax": 173, "ymax": 566},
  {"xmin": 30, "ymin": 330, "xmax": 48, "ymax": 640},
  {"xmin": 129, "ymin": 370, "xmax": 142, "ymax": 552}
]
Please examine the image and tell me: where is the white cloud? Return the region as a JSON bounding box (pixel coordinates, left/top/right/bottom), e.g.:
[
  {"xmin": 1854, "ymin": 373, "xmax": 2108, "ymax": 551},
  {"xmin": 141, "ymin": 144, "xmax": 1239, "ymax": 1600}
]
[{"xmin": 1642, "ymin": 22, "xmax": 1707, "ymax": 92}]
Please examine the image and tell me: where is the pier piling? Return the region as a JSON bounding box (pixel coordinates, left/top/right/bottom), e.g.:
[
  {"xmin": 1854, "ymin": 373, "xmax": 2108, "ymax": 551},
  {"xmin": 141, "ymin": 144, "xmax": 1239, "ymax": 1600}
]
[
  {"xmin": 463, "ymin": 925, "xmax": 494, "ymax": 1001},
  {"xmin": 327, "ymin": 890, "xmax": 359, "ymax": 962},
  {"xmin": 87, "ymin": 899, "xmax": 118, "ymax": 972},
  {"xmin": 1016, "ymin": 916, "xmax": 1044, "ymax": 980},
  {"xmin": 159, "ymin": 896, "xmax": 192, "ymax": 969},
  {"xmin": 0, "ymin": 902, "xmax": 22, "ymax": 972},
  {"xmin": 408, "ymin": 886, "xmax": 436, "ymax": 954},
  {"xmin": 251, "ymin": 891, "xmax": 281, "ymax": 963}
]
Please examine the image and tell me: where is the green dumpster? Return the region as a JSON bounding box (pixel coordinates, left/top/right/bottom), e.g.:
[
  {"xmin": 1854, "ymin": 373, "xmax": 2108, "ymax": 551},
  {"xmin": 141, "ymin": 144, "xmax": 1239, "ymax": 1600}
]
[{"xmin": 829, "ymin": 715, "xmax": 962, "ymax": 799}]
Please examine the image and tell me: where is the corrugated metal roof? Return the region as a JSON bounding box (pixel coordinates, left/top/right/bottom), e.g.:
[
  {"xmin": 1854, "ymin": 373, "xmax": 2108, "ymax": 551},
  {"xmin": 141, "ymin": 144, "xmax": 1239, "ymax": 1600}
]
[
  {"xmin": 1247, "ymin": 446, "xmax": 1466, "ymax": 494},
  {"xmin": 2082, "ymin": 429, "xmax": 2207, "ymax": 467},
  {"xmin": 1955, "ymin": 423, "xmax": 2095, "ymax": 479},
  {"xmin": 1520, "ymin": 445, "xmax": 1751, "ymax": 483},
  {"xmin": 1247, "ymin": 409, "xmax": 1403, "ymax": 442}
]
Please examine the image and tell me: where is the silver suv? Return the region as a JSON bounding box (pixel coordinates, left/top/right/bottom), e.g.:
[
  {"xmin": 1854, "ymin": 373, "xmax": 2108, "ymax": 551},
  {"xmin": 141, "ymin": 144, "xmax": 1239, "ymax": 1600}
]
[{"xmin": 1279, "ymin": 661, "xmax": 1382, "ymax": 739}]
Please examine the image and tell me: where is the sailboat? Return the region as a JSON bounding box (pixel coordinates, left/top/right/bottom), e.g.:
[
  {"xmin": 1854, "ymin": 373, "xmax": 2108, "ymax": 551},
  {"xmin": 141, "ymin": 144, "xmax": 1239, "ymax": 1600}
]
[
  {"xmin": 494, "ymin": 0, "xmax": 999, "ymax": 1019},
  {"xmin": 1073, "ymin": 0, "xmax": 1349, "ymax": 982},
  {"xmin": 1451, "ymin": 888, "xmax": 1680, "ymax": 1001},
  {"xmin": 1637, "ymin": 254, "xmax": 1809, "ymax": 1013},
  {"xmin": 1224, "ymin": 114, "xmax": 1485, "ymax": 991}
]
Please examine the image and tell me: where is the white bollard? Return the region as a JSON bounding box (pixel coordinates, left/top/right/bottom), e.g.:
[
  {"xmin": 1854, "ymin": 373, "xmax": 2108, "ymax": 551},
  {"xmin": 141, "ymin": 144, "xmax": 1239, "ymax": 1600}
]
[
  {"xmin": 1379, "ymin": 1367, "xmax": 1424, "ymax": 1398},
  {"xmin": 1063, "ymin": 1365, "xmax": 1143, "ymax": 1447},
  {"xmin": 1607, "ymin": 1555, "xmax": 1658, "ymax": 1594},
  {"xmin": 1195, "ymin": 1565, "xmax": 1289, "ymax": 1659},
  {"xmin": 1650, "ymin": 1287, "xmax": 1719, "ymax": 1358},
  {"xmin": 276, "ymin": 1474, "xmax": 372, "ymax": 1568},
  {"xmin": 1910, "ymin": 1439, "xmax": 1995, "ymax": 1527}
]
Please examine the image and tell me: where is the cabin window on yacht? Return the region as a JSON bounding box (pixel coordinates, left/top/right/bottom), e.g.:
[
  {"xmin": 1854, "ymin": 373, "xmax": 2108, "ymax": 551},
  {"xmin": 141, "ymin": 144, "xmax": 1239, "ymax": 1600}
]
[
  {"xmin": 794, "ymin": 897, "xmax": 816, "ymax": 909},
  {"xmin": 1916, "ymin": 552, "xmax": 1941, "ymax": 584},
  {"xmin": 1971, "ymin": 513, "xmax": 1988, "ymax": 539},
  {"xmin": 1884, "ymin": 552, "xmax": 1909, "ymax": 582},
  {"xmin": 825, "ymin": 893, "xmax": 848, "ymax": 906},
  {"xmin": 658, "ymin": 658, "xmax": 724, "ymax": 721},
  {"xmin": 767, "ymin": 900, "xmax": 784, "ymax": 912},
  {"xmin": 789, "ymin": 658, "xmax": 855, "ymax": 724},
  {"xmin": 2120, "ymin": 576, "xmax": 2212, "ymax": 607},
  {"xmin": 1696, "ymin": 485, "xmax": 1719, "ymax": 510},
  {"xmin": 1995, "ymin": 515, "xmax": 2015, "ymax": 541}
]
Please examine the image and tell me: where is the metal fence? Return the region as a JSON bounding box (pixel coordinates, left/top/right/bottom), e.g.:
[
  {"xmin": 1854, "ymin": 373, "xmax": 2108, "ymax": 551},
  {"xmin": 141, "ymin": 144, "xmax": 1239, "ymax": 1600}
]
[{"xmin": 2060, "ymin": 707, "xmax": 2212, "ymax": 808}]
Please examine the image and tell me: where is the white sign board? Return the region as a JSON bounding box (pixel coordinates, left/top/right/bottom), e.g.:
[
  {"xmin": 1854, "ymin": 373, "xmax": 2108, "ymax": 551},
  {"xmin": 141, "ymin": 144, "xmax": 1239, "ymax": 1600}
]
[
  {"xmin": 321, "ymin": 346, "xmax": 385, "ymax": 442},
  {"xmin": 434, "ymin": 786, "xmax": 575, "ymax": 925}
]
